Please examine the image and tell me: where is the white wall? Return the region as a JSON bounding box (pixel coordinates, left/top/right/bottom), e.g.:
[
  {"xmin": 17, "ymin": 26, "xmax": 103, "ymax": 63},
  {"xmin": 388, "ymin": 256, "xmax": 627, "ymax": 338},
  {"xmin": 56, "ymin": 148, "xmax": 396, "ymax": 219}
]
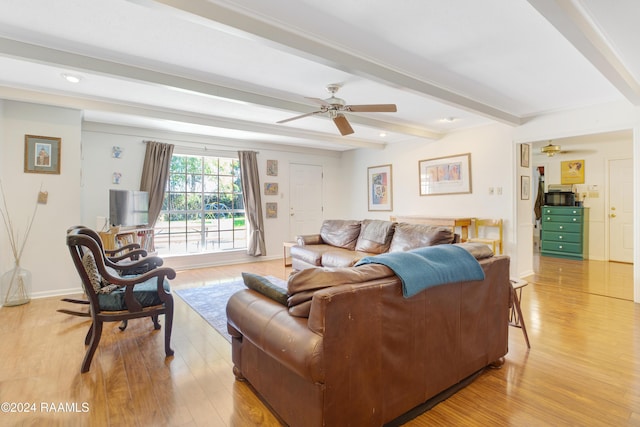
[
  {"xmin": 81, "ymin": 123, "xmax": 344, "ymax": 271},
  {"xmin": 0, "ymin": 101, "xmax": 82, "ymax": 298},
  {"xmin": 341, "ymin": 123, "xmax": 526, "ymax": 277}
]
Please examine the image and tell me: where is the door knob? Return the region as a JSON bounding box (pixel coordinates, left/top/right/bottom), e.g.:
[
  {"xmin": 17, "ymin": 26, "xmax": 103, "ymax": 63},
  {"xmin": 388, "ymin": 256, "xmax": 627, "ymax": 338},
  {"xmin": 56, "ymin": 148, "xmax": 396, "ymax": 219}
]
[{"xmin": 610, "ymin": 213, "xmax": 617, "ymax": 218}]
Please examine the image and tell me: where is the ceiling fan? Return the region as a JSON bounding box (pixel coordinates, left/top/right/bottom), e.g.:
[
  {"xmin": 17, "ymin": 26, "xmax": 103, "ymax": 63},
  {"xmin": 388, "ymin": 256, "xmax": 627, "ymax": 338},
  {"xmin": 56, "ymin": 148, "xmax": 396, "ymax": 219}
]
[
  {"xmin": 538, "ymin": 141, "xmax": 596, "ymax": 157},
  {"xmin": 540, "ymin": 142, "xmax": 562, "ymax": 157},
  {"xmin": 277, "ymin": 84, "xmax": 397, "ymax": 136}
]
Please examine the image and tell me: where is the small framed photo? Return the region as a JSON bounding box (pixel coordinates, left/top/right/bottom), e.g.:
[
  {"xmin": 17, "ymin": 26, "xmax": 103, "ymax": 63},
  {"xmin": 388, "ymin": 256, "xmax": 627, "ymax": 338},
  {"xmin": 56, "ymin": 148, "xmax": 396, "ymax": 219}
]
[
  {"xmin": 520, "ymin": 144, "xmax": 530, "ymax": 168},
  {"xmin": 367, "ymin": 164, "xmax": 393, "ymax": 211},
  {"xmin": 266, "ymin": 202, "xmax": 277, "ymax": 218},
  {"xmin": 24, "ymin": 135, "xmax": 61, "ymax": 174},
  {"xmin": 264, "ymin": 182, "xmax": 279, "ymax": 195},
  {"xmin": 521, "ymin": 175, "xmax": 530, "ymax": 200},
  {"xmin": 266, "ymin": 159, "xmax": 278, "ymax": 176}
]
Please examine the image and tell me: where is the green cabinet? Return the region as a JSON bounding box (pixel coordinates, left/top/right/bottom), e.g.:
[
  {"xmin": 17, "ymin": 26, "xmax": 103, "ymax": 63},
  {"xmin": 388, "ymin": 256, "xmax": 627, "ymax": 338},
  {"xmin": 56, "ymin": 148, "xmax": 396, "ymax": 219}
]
[{"xmin": 541, "ymin": 206, "xmax": 589, "ymax": 260}]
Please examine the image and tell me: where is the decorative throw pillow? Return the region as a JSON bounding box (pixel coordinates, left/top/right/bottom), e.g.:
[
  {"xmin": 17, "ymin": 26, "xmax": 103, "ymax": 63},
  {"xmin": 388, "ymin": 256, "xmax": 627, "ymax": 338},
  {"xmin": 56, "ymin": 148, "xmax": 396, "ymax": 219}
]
[
  {"xmin": 82, "ymin": 252, "xmax": 123, "ymax": 294},
  {"xmin": 82, "ymin": 252, "xmax": 103, "ymax": 293},
  {"xmin": 98, "ymin": 284, "xmax": 121, "ymax": 294},
  {"xmin": 242, "ymin": 272, "xmax": 289, "ymax": 305}
]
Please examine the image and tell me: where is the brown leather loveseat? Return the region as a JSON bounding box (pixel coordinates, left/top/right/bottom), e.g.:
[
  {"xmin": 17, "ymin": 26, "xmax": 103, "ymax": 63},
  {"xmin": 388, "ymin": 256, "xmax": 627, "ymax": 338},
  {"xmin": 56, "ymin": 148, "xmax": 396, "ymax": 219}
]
[
  {"xmin": 291, "ymin": 219, "xmax": 457, "ymax": 270},
  {"xmin": 226, "ymin": 244, "xmax": 511, "ymax": 426}
]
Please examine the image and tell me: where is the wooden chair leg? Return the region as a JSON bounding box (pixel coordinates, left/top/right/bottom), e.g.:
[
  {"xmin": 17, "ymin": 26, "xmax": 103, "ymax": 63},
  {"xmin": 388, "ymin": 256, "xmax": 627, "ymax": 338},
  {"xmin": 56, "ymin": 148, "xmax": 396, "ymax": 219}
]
[
  {"xmin": 151, "ymin": 314, "xmax": 161, "ymax": 330},
  {"xmin": 82, "ymin": 321, "xmax": 103, "ymax": 373},
  {"xmin": 164, "ymin": 302, "xmax": 174, "ymax": 357},
  {"xmin": 84, "ymin": 322, "xmax": 93, "ymax": 345},
  {"xmin": 510, "ymin": 287, "xmax": 531, "ymax": 349}
]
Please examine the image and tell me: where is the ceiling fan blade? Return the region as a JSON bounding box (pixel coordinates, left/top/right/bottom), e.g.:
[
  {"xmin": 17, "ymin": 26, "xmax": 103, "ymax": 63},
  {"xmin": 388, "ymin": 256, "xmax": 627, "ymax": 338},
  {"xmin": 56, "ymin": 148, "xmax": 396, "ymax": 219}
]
[
  {"xmin": 305, "ymin": 97, "xmax": 331, "ymax": 107},
  {"xmin": 347, "ymin": 104, "xmax": 397, "ymax": 113},
  {"xmin": 276, "ymin": 110, "xmax": 322, "ymax": 124},
  {"xmin": 333, "ymin": 114, "xmax": 354, "ymax": 136}
]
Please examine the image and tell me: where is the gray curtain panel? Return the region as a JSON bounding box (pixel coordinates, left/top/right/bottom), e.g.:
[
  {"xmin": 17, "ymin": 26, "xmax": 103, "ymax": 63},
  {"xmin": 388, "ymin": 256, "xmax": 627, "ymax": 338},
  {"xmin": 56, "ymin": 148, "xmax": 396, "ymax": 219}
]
[
  {"xmin": 238, "ymin": 151, "xmax": 266, "ymax": 256},
  {"xmin": 140, "ymin": 141, "xmax": 174, "ymax": 227}
]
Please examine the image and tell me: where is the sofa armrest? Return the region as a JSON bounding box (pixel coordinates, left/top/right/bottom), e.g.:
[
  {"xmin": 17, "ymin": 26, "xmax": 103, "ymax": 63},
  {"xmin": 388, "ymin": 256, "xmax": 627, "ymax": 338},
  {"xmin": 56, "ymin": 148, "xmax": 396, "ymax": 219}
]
[
  {"xmin": 227, "ymin": 289, "xmax": 324, "ymax": 382},
  {"xmin": 296, "ymin": 234, "xmax": 323, "ymax": 245}
]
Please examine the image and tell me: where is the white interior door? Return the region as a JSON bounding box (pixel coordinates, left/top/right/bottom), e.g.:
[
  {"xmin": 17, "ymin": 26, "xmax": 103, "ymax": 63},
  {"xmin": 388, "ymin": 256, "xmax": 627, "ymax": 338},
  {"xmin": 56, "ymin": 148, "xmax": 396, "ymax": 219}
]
[
  {"xmin": 609, "ymin": 158, "xmax": 633, "ymax": 263},
  {"xmin": 289, "ymin": 163, "xmax": 323, "ymax": 239}
]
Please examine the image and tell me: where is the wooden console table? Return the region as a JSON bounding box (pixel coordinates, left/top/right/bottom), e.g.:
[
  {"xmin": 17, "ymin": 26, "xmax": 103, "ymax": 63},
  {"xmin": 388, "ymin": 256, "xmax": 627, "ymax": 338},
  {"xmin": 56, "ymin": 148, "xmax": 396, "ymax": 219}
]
[
  {"xmin": 283, "ymin": 241, "xmax": 295, "ymax": 267},
  {"xmin": 390, "ymin": 215, "xmax": 473, "ymax": 242}
]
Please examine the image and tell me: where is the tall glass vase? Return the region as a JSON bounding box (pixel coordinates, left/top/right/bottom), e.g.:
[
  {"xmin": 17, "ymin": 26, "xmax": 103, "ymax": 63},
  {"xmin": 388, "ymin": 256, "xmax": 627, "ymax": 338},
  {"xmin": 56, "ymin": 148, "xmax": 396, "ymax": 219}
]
[{"xmin": 1, "ymin": 264, "xmax": 32, "ymax": 306}]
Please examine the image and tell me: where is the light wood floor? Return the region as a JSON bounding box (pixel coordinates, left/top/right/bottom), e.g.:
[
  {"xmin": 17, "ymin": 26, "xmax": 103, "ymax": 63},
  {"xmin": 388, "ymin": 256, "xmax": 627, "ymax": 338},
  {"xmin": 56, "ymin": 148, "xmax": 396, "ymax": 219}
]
[{"xmin": 0, "ymin": 255, "xmax": 637, "ymax": 426}]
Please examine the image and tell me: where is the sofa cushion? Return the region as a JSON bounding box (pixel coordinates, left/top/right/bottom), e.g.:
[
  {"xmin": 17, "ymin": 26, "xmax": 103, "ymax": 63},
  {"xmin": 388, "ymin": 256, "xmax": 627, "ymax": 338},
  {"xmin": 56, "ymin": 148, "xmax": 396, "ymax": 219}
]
[
  {"xmin": 319, "ymin": 220, "xmax": 362, "ymax": 250},
  {"xmin": 355, "ymin": 219, "xmax": 396, "ymax": 254},
  {"xmin": 242, "ymin": 272, "xmax": 289, "ymax": 305},
  {"xmin": 97, "ymin": 277, "xmax": 171, "ymax": 311},
  {"xmin": 290, "ymin": 244, "xmax": 334, "ymax": 267},
  {"xmin": 287, "ymin": 264, "xmax": 395, "ymax": 317},
  {"xmin": 388, "ymin": 223, "xmax": 454, "ymax": 252},
  {"xmin": 321, "ymin": 249, "xmax": 373, "ymax": 268}
]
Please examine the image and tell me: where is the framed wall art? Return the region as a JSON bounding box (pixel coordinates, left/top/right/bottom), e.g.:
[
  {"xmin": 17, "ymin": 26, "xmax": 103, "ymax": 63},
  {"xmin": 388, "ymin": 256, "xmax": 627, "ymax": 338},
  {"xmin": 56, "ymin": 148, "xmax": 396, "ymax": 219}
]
[
  {"xmin": 264, "ymin": 182, "xmax": 279, "ymax": 195},
  {"xmin": 266, "ymin": 159, "xmax": 278, "ymax": 176},
  {"xmin": 266, "ymin": 202, "xmax": 277, "ymax": 218},
  {"xmin": 521, "ymin": 175, "xmax": 530, "ymax": 200},
  {"xmin": 24, "ymin": 134, "xmax": 61, "ymax": 174},
  {"xmin": 367, "ymin": 164, "xmax": 393, "ymax": 211},
  {"xmin": 520, "ymin": 143, "xmax": 530, "ymax": 168},
  {"xmin": 561, "ymin": 160, "xmax": 585, "ymax": 184},
  {"xmin": 419, "ymin": 153, "xmax": 471, "ymax": 196}
]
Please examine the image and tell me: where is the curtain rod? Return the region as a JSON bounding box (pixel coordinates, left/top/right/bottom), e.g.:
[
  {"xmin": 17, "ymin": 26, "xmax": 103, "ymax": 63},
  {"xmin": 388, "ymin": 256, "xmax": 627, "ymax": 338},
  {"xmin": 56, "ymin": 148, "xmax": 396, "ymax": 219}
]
[{"xmin": 142, "ymin": 140, "xmax": 259, "ymax": 154}]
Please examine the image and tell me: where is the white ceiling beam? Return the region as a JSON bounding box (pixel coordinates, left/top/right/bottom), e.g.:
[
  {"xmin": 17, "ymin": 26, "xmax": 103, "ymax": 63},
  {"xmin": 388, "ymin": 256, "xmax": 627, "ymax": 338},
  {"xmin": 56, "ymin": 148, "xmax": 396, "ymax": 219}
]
[
  {"xmin": 127, "ymin": 0, "xmax": 522, "ymax": 126},
  {"xmin": 0, "ymin": 85, "xmax": 386, "ymax": 150},
  {"xmin": 526, "ymin": 0, "xmax": 640, "ymax": 105},
  {"xmin": 0, "ymin": 37, "xmax": 438, "ymax": 140}
]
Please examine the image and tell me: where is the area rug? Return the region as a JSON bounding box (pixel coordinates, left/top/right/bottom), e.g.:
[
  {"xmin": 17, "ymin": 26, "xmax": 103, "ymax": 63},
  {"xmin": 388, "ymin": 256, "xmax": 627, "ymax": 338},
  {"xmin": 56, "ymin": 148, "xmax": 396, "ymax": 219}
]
[{"xmin": 175, "ymin": 276, "xmax": 286, "ymax": 342}]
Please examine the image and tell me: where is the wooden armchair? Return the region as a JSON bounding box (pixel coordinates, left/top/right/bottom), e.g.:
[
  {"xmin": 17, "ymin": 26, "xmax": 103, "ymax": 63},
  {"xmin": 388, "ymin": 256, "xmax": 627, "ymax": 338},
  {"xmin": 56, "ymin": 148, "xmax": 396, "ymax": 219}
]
[
  {"xmin": 66, "ymin": 227, "xmax": 176, "ymax": 373},
  {"xmin": 468, "ymin": 218, "xmax": 503, "ymax": 254},
  {"xmin": 68, "ymin": 225, "xmax": 163, "ymax": 274},
  {"xmin": 59, "ymin": 226, "xmax": 164, "ymax": 318}
]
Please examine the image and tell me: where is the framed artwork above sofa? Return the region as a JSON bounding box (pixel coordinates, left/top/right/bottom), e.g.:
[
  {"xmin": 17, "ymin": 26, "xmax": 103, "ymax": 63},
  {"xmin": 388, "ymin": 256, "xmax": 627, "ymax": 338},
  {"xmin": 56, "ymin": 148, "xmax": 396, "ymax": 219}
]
[{"xmin": 367, "ymin": 164, "xmax": 393, "ymax": 211}]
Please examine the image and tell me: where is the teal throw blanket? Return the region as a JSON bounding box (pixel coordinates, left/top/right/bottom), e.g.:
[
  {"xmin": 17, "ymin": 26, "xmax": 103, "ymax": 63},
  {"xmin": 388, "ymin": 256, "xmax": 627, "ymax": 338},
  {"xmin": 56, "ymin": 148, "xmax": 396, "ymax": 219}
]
[{"xmin": 355, "ymin": 245, "xmax": 485, "ymax": 298}]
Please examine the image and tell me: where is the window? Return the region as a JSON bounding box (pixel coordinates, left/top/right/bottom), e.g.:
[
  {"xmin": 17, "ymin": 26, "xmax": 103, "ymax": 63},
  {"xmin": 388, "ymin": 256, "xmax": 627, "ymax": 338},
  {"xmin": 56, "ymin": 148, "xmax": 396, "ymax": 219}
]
[{"xmin": 155, "ymin": 154, "xmax": 246, "ymax": 255}]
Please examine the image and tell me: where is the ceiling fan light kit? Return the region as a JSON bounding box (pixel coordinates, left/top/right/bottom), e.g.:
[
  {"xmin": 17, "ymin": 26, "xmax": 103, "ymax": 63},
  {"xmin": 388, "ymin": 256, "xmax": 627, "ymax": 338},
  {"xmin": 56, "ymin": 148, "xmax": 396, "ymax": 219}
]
[
  {"xmin": 541, "ymin": 143, "xmax": 561, "ymax": 156},
  {"xmin": 277, "ymin": 84, "xmax": 397, "ymax": 136}
]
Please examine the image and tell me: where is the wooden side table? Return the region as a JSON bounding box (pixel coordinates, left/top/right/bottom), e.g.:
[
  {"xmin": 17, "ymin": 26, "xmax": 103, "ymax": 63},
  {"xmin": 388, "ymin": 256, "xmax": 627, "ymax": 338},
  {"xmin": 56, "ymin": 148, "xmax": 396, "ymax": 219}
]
[
  {"xmin": 509, "ymin": 279, "xmax": 531, "ymax": 349},
  {"xmin": 283, "ymin": 241, "xmax": 296, "ymax": 267}
]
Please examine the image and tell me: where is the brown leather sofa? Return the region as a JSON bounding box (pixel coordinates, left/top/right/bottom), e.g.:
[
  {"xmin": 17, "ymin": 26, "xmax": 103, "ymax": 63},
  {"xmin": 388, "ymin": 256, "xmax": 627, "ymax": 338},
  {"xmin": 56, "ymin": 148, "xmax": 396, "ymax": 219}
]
[
  {"xmin": 226, "ymin": 245, "xmax": 511, "ymax": 426},
  {"xmin": 291, "ymin": 219, "xmax": 457, "ymax": 270}
]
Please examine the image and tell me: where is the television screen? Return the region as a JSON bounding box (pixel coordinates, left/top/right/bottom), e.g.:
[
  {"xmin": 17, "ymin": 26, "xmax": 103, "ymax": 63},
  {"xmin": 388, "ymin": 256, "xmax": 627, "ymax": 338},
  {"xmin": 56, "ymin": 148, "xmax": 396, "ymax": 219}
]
[{"xmin": 109, "ymin": 190, "xmax": 149, "ymax": 227}]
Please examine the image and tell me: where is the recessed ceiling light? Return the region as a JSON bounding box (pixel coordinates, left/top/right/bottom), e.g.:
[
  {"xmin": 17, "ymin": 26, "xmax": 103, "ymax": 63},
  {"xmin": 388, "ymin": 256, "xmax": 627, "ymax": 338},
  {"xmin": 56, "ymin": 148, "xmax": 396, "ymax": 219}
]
[
  {"xmin": 379, "ymin": 132, "xmax": 387, "ymax": 137},
  {"xmin": 61, "ymin": 73, "xmax": 82, "ymax": 83},
  {"xmin": 439, "ymin": 117, "xmax": 458, "ymax": 123}
]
